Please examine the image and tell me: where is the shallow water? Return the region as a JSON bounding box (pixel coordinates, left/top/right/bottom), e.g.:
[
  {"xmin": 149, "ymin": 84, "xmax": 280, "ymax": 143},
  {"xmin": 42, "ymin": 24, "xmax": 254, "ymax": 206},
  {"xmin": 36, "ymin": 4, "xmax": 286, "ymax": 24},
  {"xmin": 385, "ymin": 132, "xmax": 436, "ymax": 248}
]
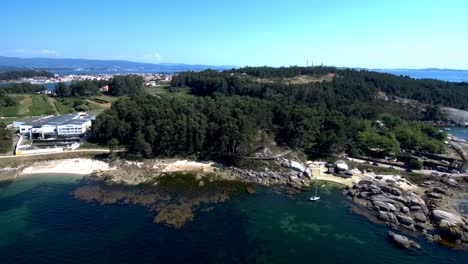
[{"xmin": 0, "ymin": 174, "xmax": 466, "ymax": 264}]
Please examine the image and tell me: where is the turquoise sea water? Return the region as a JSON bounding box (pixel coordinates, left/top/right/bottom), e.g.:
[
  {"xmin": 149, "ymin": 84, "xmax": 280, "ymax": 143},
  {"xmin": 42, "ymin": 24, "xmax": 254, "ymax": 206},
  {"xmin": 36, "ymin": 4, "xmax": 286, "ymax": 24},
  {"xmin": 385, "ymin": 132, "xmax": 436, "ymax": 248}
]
[
  {"xmin": 445, "ymin": 126, "xmax": 468, "ymax": 140},
  {"xmin": 0, "ymin": 174, "xmax": 466, "ymax": 264}
]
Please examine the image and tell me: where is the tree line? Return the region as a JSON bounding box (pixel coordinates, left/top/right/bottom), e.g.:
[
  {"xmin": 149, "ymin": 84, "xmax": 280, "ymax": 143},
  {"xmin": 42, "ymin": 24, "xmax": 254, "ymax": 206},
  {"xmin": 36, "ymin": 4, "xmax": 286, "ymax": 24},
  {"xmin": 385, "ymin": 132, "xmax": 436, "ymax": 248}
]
[
  {"xmin": 0, "ymin": 82, "xmax": 47, "ymax": 93},
  {"xmin": 0, "ymin": 69, "xmax": 54, "ymax": 80},
  {"xmin": 55, "ymin": 75, "xmax": 144, "ymax": 97},
  {"xmin": 172, "ymin": 67, "xmax": 468, "ymax": 110},
  {"xmin": 89, "ymin": 67, "xmax": 452, "ymax": 160}
]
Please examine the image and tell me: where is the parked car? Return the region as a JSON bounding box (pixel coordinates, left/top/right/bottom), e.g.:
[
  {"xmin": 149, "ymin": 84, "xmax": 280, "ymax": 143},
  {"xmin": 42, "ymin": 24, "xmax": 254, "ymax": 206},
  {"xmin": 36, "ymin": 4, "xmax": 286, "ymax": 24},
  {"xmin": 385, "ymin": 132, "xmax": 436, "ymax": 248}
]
[
  {"xmin": 364, "ymin": 161, "xmax": 371, "ymax": 165},
  {"xmin": 389, "ymin": 166, "xmax": 395, "ymax": 170},
  {"xmin": 431, "ymin": 172, "xmax": 440, "ymax": 176},
  {"xmin": 405, "ymin": 168, "xmax": 413, "ymax": 173},
  {"xmin": 372, "ymin": 162, "xmax": 379, "ymax": 166}
]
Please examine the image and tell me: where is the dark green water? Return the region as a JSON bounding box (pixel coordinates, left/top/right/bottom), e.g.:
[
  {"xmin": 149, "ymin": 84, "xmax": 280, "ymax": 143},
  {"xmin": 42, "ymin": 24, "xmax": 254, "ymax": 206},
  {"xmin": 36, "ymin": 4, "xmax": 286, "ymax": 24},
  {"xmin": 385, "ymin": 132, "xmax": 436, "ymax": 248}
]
[{"xmin": 0, "ymin": 174, "xmax": 466, "ymax": 264}]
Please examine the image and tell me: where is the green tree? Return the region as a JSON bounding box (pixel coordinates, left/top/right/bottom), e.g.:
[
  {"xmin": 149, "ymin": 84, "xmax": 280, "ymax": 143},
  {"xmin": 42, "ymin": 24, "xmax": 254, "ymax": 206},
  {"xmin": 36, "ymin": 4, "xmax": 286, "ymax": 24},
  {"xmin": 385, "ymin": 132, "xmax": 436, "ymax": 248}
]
[{"xmin": 108, "ymin": 138, "xmax": 119, "ymax": 160}]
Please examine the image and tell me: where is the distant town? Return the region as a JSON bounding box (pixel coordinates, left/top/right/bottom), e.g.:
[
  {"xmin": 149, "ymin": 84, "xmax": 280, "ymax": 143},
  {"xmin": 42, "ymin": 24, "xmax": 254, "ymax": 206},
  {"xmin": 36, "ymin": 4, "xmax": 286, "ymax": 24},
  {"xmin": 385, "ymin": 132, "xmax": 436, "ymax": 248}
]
[{"xmin": 0, "ymin": 72, "xmax": 174, "ymax": 87}]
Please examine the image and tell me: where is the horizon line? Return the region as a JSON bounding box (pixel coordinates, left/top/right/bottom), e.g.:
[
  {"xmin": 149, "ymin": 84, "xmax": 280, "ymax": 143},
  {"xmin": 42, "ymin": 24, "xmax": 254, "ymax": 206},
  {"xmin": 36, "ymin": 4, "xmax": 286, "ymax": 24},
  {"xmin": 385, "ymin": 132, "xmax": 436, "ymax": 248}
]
[{"xmin": 1, "ymin": 55, "xmax": 468, "ymax": 71}]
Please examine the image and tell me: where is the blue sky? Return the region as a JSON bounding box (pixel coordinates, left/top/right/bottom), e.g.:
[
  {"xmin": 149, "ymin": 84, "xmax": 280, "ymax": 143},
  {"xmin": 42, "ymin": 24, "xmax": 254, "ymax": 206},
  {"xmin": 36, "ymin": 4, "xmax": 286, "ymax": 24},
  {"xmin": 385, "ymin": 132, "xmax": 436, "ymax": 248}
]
[{"xmin": 1, "ymin": 0, "xmax": 467, "ymax": 69}]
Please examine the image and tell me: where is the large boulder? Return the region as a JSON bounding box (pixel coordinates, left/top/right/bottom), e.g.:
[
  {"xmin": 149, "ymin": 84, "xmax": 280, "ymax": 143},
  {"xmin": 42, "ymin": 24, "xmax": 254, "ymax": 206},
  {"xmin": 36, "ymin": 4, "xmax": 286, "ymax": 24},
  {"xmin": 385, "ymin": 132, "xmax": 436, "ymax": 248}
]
[
  {"xmin": 437, "ymin": 219, "xmax": 465, "ymax": 241},
  {"xmin": 374, "ymin": 201, "xmax": 397, "ymax": 212},
  {"xmin": 432, "ymin": 187, "xmax": 447, "ymax": 195},
  {"xmin": 379, "ymin": 211, "xmax": 399, "ymax": 224},
  {"xmin": 427, "ymin": 192, "xmax": 444, "ymax": 199},
  {"xmin": 388, "ymin": 231, "xmax": 421, "ymax": 249},
  {"xmin": 379, "ymin": 185, "xmax": 393, "ymax": 193},
  {"xmin": 447, "ymin": 179, "xmax": 459, "ymax": 188},
  {"xmin": 289, "ymin": 160, "xmax": 305, "ymax": 173},
  {"xmin": 401, "ymin": 207, "xmax": 410, "ymax": 214},
  {"xmin": 413, "ymin": 212, "xmax": 427, "ymax": 223},
  {"xmin": 432, "ymin": 210, "xmax": 464, "ymax": 226},
  {"xmin": 397, "ymin": 214, "xmax": 414, "ymax": 226}
]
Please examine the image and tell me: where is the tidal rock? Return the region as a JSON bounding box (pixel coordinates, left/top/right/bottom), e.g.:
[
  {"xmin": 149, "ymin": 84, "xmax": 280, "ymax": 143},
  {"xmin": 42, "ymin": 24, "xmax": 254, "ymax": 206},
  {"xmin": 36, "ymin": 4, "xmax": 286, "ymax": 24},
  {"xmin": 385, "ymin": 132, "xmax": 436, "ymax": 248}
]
[
  {"xmin": 370, "ymin": 187, "xmax": 382, "ymax": 195},
  {"xmin": 432, "ymin": 210, "xmax": 464, "ymax": 226},
  {"xmin": 397, "ymin": 214, "xmax": 414, "ymax": 226},
  {"xmin": 415, "ymin": 222, "xmax": 427, "ymax": 231},
  {"xmin": 413, "ymin": 212, "xmax": 427, "ymax": 223},
  {"xmin": 391, "ymin": 188, "xmax": 402, "ymax": 196},
  {"xmin": 374, "ymin": 201, "xmax": 397, "ymax": 212},
  {"xmin": 380, "ymin": 185, "xmax": 393, "ymax": 193},
  {"xmin": 410, "ymin": 205, "xmax": 422, "ymax": 211},
  {"xmin": 401, "ymin": 207, "xmax": 410, "ymax": 214},
  {"xmin": 358, "ymin": 192, "xmax": 371, "ymax": 198},
  {"xmin": 427, "ymin": 192, "xmax": 444, "ymax": 199},
  {"xmin": 437, "ymin": 219, "xmax": 464, "ymax": 240},
  {"xmin": 432, "ymin": 187, "xmax": 446, "ymax": 195},
  {"xmin": 433, "ymin": 234, "xmax": 442, "ymax": 242},
  {"xmin": 447, "ymin": 179, "xmax": 459, "ymax": 188},
  {"xmin": 408, "ymin": 196, "xmax": 429, "ymax": 214},
  {"xmin": 388, "ymin": 231, "xmax": 421, "ymax": 249},
  {"xmin": 379, "ymin": 211, "xmax": 399, "ymax": 224}
]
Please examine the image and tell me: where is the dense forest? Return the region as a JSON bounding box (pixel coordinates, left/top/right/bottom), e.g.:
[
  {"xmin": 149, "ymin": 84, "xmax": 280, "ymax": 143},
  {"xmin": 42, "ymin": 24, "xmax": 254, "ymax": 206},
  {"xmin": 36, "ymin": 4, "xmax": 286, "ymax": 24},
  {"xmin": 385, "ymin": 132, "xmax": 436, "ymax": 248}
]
[
  {"xmin": 54, "ymin": 75, "xmax": 144, "ymax": 97},
  {"xmin": 55, "ymin": 80, "xmax": 107, "ymax": 97},
  {"xmin": 107, "ymin": 75, "xmax": 144, "ymax": 96},
  {"xmin": 172, "ymin": 67, "xmax": 468, "ymax": 110},
  {"xmin": 92, "ymin": 66, "xmax": 450, "ymax": 159},
  {"xmin": 0, "ymin": 69, "xmax": 54, "ymax": 80}
]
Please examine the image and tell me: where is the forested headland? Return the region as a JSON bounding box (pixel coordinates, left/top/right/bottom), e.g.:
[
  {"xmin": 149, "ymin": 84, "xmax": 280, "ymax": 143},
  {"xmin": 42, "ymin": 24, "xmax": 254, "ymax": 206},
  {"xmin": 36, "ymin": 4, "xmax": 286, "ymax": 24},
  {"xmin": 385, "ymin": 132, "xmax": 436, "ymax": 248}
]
[
  {"xmin": 91, "ymin": 66, "xmax": 459, "ymax": 160},
  {"xmin": 0, "ymin": 69, "xmax": 54, "ymax": 80}
]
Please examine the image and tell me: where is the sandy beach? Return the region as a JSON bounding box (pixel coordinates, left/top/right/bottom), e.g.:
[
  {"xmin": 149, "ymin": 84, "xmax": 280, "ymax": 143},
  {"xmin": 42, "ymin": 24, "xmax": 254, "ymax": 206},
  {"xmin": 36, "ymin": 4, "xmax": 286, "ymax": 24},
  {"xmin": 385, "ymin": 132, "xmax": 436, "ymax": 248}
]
[{"xmin": 21, "ymin": 158, "xmax": 115, "ymax": 175}]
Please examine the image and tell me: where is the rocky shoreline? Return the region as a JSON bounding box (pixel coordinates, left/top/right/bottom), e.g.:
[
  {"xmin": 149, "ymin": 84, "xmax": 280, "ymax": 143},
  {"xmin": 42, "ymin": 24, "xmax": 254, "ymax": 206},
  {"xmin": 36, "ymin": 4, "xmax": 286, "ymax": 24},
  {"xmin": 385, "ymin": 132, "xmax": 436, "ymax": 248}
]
[
  {"xmin": 343, "ymin": 174, "xmax": 468, "ymax": 249},
  {"xmin": 2, "ymin": 156, "xmax": 467, "ymax": 250}
]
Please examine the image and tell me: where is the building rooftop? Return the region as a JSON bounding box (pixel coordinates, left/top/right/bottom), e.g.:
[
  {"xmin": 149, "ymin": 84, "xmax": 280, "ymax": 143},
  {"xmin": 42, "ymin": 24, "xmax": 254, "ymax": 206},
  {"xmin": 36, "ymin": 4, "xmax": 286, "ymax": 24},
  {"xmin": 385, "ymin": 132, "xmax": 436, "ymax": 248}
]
[{"xmin": 15, "ymin": 113, "xmax": 95, "ymax": 128}]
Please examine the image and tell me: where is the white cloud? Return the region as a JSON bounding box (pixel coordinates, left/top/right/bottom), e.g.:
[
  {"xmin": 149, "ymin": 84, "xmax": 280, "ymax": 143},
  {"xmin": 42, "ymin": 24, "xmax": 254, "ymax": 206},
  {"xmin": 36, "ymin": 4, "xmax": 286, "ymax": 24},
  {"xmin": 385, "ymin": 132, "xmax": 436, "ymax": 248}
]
[
  {"xmin": 6, "ymin": 48, "xmax": 58, "ymax": 56},
  {"xmin": 39, "ymin": 49, "xmax": 58, "ymax": 55},
  {"xmin": 12, "ymin": 48, "xmax": 26, "ymax": 54},
  {"xmin": 142, "ymin": 52, "xmax": 163, "ymax": 62}
]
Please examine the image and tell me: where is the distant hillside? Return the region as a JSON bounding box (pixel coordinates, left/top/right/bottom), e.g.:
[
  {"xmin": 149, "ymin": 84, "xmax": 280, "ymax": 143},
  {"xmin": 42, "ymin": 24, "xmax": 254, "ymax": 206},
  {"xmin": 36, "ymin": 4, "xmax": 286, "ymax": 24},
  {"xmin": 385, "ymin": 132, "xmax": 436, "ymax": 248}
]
[
  {"xmin": 0, "ymin": 69, "xmax": 54, "ymax": 80},
  {"xmin": 0, "ymin": 56, "xmax": 235, "ymax": 73}
]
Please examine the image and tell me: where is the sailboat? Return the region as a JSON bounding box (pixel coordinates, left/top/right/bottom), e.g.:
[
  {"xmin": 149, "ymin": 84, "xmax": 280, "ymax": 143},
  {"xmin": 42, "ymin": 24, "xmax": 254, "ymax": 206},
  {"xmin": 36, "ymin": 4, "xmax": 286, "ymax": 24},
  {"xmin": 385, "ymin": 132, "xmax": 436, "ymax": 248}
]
[{"xmin": 309, "ymin": 176, "xmax": 320, "ymax": 201}]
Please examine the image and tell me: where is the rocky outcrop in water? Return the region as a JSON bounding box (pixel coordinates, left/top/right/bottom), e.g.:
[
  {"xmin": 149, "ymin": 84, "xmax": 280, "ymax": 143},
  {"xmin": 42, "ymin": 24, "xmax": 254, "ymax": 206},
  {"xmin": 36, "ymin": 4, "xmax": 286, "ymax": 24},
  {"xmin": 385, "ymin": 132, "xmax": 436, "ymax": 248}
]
[
  {"xmin": 344, "ymin": 176, "xmax": 468, "ymax": 249},
  {"xmin": 388, "ymin": 231, "xmax": 421, "ymax": 249}
]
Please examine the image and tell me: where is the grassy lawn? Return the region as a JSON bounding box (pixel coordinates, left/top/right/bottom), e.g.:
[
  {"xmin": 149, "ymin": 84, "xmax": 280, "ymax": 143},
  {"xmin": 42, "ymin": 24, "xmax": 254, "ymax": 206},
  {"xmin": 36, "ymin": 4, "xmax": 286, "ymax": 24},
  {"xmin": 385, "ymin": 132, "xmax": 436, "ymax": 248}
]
[
  {"xmin": 145, "ymin": 85, "xmax": 192, "ymax": 97},
  {"xmin": 53, "ymin": 99, "xmax": 75, "ymax": 114},
  {"xmin": 29, "ymin": 95, "xmax": 55, "ymax": 116},
  {"xmin": 92, "ymin": 95, "xmax": 120, "ymax": 103}
]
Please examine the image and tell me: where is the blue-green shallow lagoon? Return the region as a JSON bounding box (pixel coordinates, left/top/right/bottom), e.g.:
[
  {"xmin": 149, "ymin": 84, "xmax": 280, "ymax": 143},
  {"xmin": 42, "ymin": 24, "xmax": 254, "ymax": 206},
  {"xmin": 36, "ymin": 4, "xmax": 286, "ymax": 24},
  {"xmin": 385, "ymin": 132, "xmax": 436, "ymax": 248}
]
[{"xmin": 0, "ymin": 174, "xmax": 466, "ymax": 264}]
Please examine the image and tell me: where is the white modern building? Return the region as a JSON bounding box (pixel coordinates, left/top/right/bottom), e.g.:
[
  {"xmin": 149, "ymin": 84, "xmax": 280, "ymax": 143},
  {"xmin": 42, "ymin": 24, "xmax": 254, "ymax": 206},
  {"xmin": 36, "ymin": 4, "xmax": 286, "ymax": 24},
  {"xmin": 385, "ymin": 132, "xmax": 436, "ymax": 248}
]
[{"xmin": 14, "ymin": 113, "xmax": 94, "ymax": 138}]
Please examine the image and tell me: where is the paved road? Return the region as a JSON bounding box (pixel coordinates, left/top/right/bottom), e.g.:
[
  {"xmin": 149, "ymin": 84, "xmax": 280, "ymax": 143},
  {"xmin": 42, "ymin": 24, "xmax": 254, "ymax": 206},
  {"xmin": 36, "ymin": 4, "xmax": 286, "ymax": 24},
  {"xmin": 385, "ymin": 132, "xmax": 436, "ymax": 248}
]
[{"xmin": 0, "ymin": 148, "xmax": 113, "ymax": 159}]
